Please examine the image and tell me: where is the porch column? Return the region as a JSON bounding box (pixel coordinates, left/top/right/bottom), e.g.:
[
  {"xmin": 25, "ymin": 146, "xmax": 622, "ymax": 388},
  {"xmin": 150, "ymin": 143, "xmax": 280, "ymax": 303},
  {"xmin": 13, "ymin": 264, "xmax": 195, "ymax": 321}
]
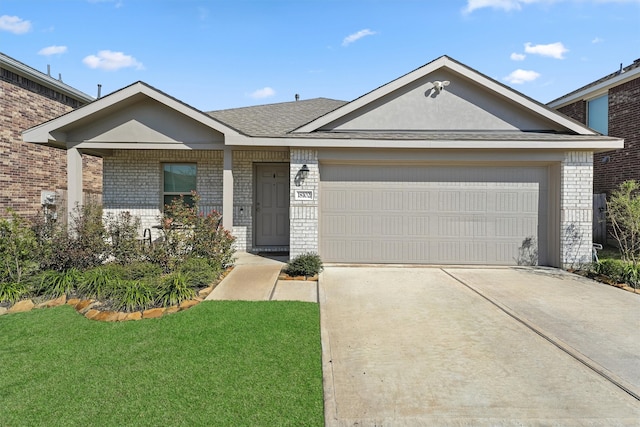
[
  {"xmin": 222, "ymin": 146, "xmax": 234, "ymax": 231},
  {"xmin": 67, "ymin": 147, "xmax": 83, "ymax": 225}
]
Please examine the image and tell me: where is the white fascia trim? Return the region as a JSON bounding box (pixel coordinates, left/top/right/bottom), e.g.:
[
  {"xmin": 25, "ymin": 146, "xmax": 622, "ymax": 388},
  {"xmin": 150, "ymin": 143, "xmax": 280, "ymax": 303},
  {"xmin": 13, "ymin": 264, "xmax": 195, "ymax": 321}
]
[
  {"xmin": 23, "ymin": 82, "xmax": 242, "ymax": 144},
  {"xmin": 73, "ymin": 141, "xmax": 225, "ymax": 150},
  {"xmin": 548, "ymin": 66, "xmax": 640, "ymax": 109},
  {"xmin": 225, "ymin": 136, "xmax": 623, "ymax": 152}
]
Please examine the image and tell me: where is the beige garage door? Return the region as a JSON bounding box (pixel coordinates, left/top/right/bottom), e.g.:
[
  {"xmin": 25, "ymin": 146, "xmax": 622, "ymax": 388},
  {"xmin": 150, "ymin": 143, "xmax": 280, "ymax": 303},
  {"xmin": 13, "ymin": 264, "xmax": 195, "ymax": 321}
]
[{"xmin": 320, "ymin": 164, "xmax": 549, "ymax": 265}]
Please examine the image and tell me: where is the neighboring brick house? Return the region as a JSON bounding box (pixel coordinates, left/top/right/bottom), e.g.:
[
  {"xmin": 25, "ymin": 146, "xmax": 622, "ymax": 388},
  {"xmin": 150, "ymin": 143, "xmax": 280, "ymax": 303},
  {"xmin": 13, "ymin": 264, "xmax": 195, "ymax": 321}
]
[
  {"xmin": 25, "ymin": 56, "xmax": 622, "ymax": 267},
  {"xmin": 548, "ymin": 59, "xmax": 640, "ymax": 196},
  {"xmin": 0, "ymin": 52, "xmax": 102, "ymax": 220}
]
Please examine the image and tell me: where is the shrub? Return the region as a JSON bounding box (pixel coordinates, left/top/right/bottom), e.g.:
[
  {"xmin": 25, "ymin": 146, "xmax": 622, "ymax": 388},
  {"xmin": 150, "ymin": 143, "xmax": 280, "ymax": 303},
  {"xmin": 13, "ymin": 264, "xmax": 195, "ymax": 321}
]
[
  {"xmin": 178, "ymin": 257, "xmax": 220, "ymax": 288},
  {"xmin": 0, "ymin": 282, "xmax": 28, "ymax": 304},
  {"xmin": 39, "ymin": 202, "xmax": 108, "ymax": 271},
  {"xmin": 607, "ymin": 180, "xmax": 640, "ymax": 263},
  {"xmin": 124, "ymin": 261, "xmax": 163, "ymax": 281},
  {"xmin": 111, "ymin": 279, "xmax": 157, "ymax": 312},
  {"xmin": 78, "ymin": 266, "xmax": 122, "ymax": 299},
  {"xmin": 594, "ymin": 258, "xmax": 640, "ymax": 289},
  {"xmin": 158, "ymin": 272, "xmax": 196, "ymax": 306},
  {"xmin": 152, "ymin": 192, "xmax": 236, "ymax": 271},
  {"xmin": 36, "ymin": 269, "xmax": 82, "ymax": 298},
  {"xmin": 285, "ymin": 253, "xmax": 323, "ymax": 278},
  {"xmin": 0, "ymin": 210, "xmax": 38, "ymax": 284},
  {"xmin": 105, "ymin": 211, "xmax": 143, "ymax": 265}
]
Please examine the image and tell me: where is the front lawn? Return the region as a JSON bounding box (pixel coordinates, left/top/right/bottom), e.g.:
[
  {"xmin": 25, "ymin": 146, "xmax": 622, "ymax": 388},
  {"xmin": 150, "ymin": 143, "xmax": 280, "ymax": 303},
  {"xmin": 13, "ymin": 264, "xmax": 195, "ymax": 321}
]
[{"xmin": 0, "ymin": 301, "xmax": 323, "ymax": 426}]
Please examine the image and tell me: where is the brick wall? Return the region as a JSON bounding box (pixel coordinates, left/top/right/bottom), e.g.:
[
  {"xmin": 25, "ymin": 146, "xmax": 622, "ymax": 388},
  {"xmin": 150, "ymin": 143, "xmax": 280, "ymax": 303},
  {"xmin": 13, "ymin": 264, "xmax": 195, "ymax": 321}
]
[
  {"xmin": 556, "ymin": 76, "xmax": 640, "ymax": 195},
  {"xmin": 0, "ymin": 67, "xmax": 102, "ymax": 220},
  {"xmin": 232, "ymin": 150, "xmax": 290, "ymax": 251},
  {"xmin": 103, "ymin": 150, "xmax": 224, "ymax": 241},
  {"xmin": 289, "ymin": 149, "xmax": 319, "ymax": 258},
  {"xmin": 557, "ymin": 100, "xmax": 586, "ymax": 125},
  {"xmin": 561, "ymin": 151, "xmax": 593, "ymax": 267}
]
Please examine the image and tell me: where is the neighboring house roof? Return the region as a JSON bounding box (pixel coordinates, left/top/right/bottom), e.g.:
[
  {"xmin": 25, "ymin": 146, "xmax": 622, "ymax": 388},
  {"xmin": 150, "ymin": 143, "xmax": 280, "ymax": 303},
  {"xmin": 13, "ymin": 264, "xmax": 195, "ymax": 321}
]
[
  {"xmin": 0, "ymin": 51, "xmax": 94, "ymax": 103},
  {"xmin": 548, "ymin": 58, "xmax": 640, "ymax": 108},
  {"xmin": 208, "ymin": 98, "xmax": 347, "ymax": 136}
]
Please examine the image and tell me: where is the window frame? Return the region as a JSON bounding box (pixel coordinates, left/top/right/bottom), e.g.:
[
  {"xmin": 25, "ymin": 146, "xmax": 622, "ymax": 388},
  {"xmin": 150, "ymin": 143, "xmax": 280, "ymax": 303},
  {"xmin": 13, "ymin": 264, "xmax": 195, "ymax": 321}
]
[{"xmin": 161, "ymin": 163, "xmax": 197, "ymax": 210}]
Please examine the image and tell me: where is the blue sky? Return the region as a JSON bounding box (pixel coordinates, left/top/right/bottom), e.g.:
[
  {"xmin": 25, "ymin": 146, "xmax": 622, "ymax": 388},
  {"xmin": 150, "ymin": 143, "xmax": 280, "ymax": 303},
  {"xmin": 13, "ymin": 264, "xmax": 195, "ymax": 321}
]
[{"xmin": 1, "ymin": 0, "xmax": 639, "ymax": 110}]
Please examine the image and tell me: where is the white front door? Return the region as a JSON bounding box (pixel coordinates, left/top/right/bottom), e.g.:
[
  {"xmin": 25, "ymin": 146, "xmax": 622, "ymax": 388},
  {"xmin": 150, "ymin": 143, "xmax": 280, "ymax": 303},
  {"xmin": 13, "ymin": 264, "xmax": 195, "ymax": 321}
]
[{"xmin": 255, "ymin": 164, "xmax": 290, "ymax": 247}]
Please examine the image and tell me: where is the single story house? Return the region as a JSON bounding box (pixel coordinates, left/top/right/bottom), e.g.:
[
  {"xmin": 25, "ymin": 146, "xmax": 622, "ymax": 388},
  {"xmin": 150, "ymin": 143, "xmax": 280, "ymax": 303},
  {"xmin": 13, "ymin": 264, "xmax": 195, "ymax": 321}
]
[{"xmin": 23, "ymin": 56, "xmax": 622, "ymax": 267}]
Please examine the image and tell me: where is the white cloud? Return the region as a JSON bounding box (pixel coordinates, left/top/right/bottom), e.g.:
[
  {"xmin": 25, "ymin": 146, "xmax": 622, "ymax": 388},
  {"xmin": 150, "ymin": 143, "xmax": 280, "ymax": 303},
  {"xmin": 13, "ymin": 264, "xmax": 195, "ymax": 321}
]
[
  {"xmin": 510, "ymin": 52, "xmax": 526, "ymax": 61},
  {"xmin": 249, "ymin": 87, "xmax": 276, "ymax": 99},
  {"xmin": 342, "ymin": 29, "xmax": 377, "ymax": 47},
  {"xmin": 38, "ymin": 45, "xmax": 68, "ymax": 56},
  {"xmin": 0, "ymin": 15, "xmax": 31, "ymax": 34},
  {"xmin": 504, "ymin": 69, "xmax": 541, "ymax": 84},
  {"xmin": 592, "ymin": 37, "xmax": 603, "ymax": 44},
  {"xmin": 465, "ymin": 0, "xmax": 640, "ymax": 14},
  {"xmin": 88, "ymin": 0, "xmax": 123, "ymax": 7},
  {"xmin": 82, "ymin": 50, "xmax": 144, "ymax": 71},
  {"xmin": 463, "ymin": 0, "xmax": 534, "ymax": 13},
  {"xmin": 524, "ymin": 42, "xmax": 568, "ymax": 59}
]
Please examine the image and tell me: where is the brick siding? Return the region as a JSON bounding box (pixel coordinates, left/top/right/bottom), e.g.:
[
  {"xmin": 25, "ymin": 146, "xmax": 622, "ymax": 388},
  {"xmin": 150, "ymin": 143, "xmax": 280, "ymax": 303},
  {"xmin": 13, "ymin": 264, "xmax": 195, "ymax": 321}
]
[
  {"xmin": 0, "ymin": 66, "xmax": 102, "ymax": 220},
  {"xmin": 103, "ymin": 149, "xmax": 292, "ymax": 251},
  {"xmin": 557, "ymin": 75, "xmax": 640, "ymax": 195},
  {"xmin": 289, "ymin": 149, "xmax": 319, "ymax": 258},
  {"xmin": 103, "ymin": 150, "xmax": 224, "ymax": 241},
  {"xmin": 560, "ymin": 151, "xmax": 593, "ymax": 267}
]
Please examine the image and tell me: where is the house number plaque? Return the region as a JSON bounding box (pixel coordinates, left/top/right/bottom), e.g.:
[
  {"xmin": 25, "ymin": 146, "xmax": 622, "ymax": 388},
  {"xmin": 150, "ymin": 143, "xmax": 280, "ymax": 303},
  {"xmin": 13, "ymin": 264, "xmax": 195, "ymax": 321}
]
[{"xmin": 295, "ymin": 190, "xmax": 314, "ymax": 201}]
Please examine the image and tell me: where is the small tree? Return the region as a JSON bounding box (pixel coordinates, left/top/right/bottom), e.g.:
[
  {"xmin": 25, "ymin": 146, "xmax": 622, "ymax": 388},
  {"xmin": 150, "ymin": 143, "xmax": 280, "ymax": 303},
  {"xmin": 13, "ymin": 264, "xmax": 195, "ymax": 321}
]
[
  {"xmin": 0, "ymin": 210, "xmax": 38, "ymax": 284},
  {"xmin": 607, "ymin": 180, "xmax": 640, "ymax": 263}
]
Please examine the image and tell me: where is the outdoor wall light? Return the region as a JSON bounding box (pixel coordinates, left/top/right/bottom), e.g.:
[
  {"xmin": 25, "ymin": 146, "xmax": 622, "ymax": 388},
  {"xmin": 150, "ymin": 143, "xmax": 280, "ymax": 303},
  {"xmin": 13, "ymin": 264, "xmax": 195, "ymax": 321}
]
[{"xmin": 294, "ymin": 164, "xmax": 310, "ymax": 186}]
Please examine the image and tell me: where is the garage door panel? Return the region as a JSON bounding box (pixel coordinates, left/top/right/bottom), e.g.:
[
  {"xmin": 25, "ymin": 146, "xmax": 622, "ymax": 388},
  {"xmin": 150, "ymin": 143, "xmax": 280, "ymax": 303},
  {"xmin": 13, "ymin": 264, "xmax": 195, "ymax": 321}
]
[{"xmin": 320, "ymin": 164, "xmax": 548, "ymax": 265}]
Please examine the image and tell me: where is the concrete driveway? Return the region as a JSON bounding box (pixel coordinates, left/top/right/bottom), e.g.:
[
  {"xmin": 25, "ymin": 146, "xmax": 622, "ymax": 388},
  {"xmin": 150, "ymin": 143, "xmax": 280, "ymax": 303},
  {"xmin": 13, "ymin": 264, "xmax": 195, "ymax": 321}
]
[{"xmin": 319, "ymin": 266, "xmax": 640, "ymax": 426}]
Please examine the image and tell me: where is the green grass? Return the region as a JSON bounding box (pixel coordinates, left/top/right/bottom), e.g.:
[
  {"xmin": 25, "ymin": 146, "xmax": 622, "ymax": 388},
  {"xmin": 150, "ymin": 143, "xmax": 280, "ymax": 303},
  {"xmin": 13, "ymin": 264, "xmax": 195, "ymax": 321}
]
[
  {"xmin": 0, "ymin": 302, "xmax": 323, "ymax": 426},
  {"xmin": 597, "ymin": 245, "xmax": 622, "ymax": 261}
]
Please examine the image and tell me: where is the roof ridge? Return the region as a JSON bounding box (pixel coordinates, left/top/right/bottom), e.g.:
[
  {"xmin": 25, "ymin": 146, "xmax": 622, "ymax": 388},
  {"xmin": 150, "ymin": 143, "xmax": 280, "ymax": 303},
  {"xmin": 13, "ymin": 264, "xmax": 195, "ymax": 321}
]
[{"xmin": 207, "ymin": 97, "xmax": 345, "ymax": 114}]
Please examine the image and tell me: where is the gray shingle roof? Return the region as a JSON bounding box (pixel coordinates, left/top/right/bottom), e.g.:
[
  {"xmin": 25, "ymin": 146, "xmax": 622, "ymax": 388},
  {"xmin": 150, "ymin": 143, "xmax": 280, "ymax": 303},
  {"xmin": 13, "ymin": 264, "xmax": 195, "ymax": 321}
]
[
  {"xmin": 548, "ymin": 58, "xmax": 640, "ymax": 105},
  {"xmin": 276, "ymin": 131, "xmax": 620, "ymax": 142},
  {"xmin": 207, "ymin": 98, "xmax": 347, "ymax": 136}
]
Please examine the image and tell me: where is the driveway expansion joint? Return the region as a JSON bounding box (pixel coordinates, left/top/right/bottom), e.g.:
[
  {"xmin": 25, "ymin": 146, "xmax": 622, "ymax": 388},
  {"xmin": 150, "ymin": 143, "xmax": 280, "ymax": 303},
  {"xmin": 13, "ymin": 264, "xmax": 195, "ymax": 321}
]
[{"xmin": 441, "ymin": 267, "xmax": 640, "ymax": 402}]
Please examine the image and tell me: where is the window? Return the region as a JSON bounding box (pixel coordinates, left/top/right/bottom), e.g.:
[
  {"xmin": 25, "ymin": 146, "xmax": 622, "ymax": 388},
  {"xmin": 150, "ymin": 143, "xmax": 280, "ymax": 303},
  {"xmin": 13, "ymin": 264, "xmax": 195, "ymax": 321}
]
[
  {"xmin": 163, "ymin": 163, "xmax": 197, "ymax": 208},
  {"xmin": 587, "ymin": 94, "xmax": 608, "ymax": 135}
]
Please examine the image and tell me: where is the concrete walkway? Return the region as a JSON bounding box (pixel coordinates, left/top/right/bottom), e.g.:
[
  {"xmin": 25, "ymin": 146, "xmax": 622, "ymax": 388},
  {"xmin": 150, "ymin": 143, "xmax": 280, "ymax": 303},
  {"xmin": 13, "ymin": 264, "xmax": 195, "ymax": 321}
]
[
  {"xmin": 320, "ymin": 266, "xmax": 640, "ymax": 426},
  {"xmin": 205, "ymin": 252, "xmax": 317, "ymax": 302}
]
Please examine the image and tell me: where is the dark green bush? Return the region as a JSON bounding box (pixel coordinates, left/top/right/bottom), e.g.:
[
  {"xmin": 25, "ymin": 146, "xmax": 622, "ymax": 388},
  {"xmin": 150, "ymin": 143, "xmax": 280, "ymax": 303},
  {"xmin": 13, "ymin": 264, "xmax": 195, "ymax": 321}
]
[
  {"xmin": 594, "ymin": 258, "xmax": 640, "ymax": 289},
  {"xmin": 111, "ymin": 279, "xmax": 157, "ymax": 312},
  {"xmin": 0, "ymin": 210, "xmax": 38, "ymax": 284},
  {"xmin": 124, "ymin": 261, "xmax": 163, "ymax": 280},
  {"xmin": 285, "ymin": 253, "xmax": 323, "ymax": 278},
  {"xmin": 158, "ymin": 272, "xmax": 195, "ymax": 306},
  {"xmin": 0, "ymin": 282, "xmax": 28, "ymax": 304},
  {"xmin": 36, "ymin": 269, "xmax": 82, "ymax": 298},
  {"xmin": 78, "ymin": 266, "xmax": 122, "ymax": 299},
  {"xmin": 178, "ymin": 257, "xmax": 220, "ymax": 288},
  {"xmin": 39, "ymin": 203, "xmax": 108, "ymax": 271}
]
